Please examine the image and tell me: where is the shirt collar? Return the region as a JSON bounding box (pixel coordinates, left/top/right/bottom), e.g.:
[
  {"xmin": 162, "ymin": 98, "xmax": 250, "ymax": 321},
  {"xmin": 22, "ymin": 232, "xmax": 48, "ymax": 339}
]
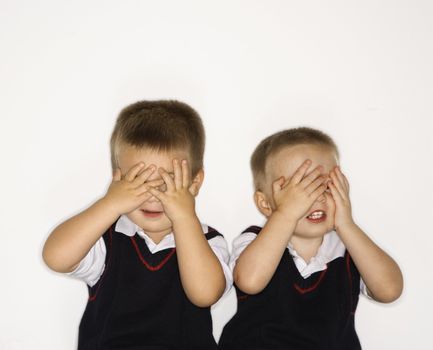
[
  {"xmin": 115, "ymin": 215, "xmax": 174, "ymax": 253},
  {"xmin": 115, "ymin": 215, "xmax": 209, "ymax": 254},
  {"xmin": 288, "ymin": 230, "xmax": 346, "ymax": 278}
]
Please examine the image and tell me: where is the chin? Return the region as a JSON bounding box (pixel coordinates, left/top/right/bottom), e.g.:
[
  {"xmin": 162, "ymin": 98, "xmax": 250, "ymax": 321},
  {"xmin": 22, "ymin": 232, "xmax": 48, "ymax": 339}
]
[
  {"xmin": 295, "ymin": 222, "xmax": 334, "ymax": 238},
  {"xmin": 294, "ymin": 231, "xmax": 327, "ymax": 239},
  {"xmin": 128, "ymin": 213, "xmax": 173, "ymax": 234},
  {"xmin": 142, "ymin": 222, "xmax": 172, "ymax": 233}
]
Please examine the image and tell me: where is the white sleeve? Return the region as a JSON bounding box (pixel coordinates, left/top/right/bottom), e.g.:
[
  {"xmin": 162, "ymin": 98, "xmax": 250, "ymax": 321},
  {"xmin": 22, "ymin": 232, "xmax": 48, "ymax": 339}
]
[
  {"xmin": 65, "ymin": 237, "xmax": 106, "ymax": 287},
  {"xmin": 229, "ymin": 231, "xmax": 258, "ymax": 272},
  {"xmin": 207, "ymin": 235, "xmax": 233, "ymax": 296}
]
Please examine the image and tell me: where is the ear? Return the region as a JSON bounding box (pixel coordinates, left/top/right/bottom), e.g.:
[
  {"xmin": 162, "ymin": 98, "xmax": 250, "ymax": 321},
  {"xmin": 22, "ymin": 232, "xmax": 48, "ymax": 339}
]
[
  {"xmin": 254, "ymin": 190, "xmax": 273, "ymax": 217},
  {"xmin": 189, "ymin": 169, "xmax": 205, "ymax": 196}
]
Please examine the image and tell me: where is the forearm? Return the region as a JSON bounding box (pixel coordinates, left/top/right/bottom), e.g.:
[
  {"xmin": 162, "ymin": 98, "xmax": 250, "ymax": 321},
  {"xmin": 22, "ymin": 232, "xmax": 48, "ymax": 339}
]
[
  {"xmin": 337, "ymin": 222, "xmax": 403, "ymax": 303},
  {"xmin": 173, "ymin": 215, "xmax": 225, "ymax": 307},
  {"xmin": 42, "ymin": 198, "xmax": 119, "ymax": 273},
  {"xmin": 234, "ymin": 212, "xmax": 297, "ymax": 295}
]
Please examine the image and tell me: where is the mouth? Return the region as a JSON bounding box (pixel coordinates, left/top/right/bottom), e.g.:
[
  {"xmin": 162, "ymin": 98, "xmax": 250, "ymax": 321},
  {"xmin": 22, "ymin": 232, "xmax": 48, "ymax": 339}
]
[
  {"xmin": 140, "ymin": 209, "xmax": 164, "ymax": 218},
  {"xmin": 305, "ymin": 210, "xmax": 327, "ymax": 224}
]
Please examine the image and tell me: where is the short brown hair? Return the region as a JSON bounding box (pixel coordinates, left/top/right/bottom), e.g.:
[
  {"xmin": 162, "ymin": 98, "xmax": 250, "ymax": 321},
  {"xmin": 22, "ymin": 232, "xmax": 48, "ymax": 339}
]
[
  {"xmin": 251, "ymin": 127, "xmax": 339, "ymax": 190},
  {"xmin": 110, "ymin": 100, "xmax": 205, "ymax": 176}
]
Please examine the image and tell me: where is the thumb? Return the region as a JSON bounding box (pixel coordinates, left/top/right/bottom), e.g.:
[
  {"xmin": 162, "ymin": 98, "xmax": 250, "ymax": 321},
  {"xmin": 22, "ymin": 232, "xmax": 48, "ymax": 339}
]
[
  {"xmin": 272, "ymin": 176, "xmax": 285, "ymax": 194},
  {"xmin": 189, "ymin": 183, "xmax": 199, "ymax": 196}
]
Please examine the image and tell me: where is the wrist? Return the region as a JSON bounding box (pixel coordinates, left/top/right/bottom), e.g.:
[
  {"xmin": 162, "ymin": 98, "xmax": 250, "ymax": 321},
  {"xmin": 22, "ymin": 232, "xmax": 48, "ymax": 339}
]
[
  {"xmin": 335, "ymin": 219, "xmax": 357, "ymax": 235},
  {"xmin": 171, "ymin": 213, "xmax": 200, "ymax": 231},
  {"xmin": 98, "ymin": 196, "xmax": 122, "ymax": 217},
  {"xmin": 272, "ymin": 208, "xmax": 300, "ymax": 226},
  {"xmin": 269, "ymin": 210, "xmax": 299, "ymax": 229}
]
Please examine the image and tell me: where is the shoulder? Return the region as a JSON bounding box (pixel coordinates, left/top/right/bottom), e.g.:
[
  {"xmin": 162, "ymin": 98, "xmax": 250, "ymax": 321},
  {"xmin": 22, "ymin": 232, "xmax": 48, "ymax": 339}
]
[
  {"xmin": 241, "ymin": 225, "xmax": 262, "ymax": 235},
  {"xmin": 200, "ymin": 223, "xmax": 224, "ymax": 240},
  {"xmin": 232, "ymin": 225, "xmax": 262, "ymax": 249},
  {"xmin": 228, "ymin": 225, "xmax": 262, "ymax": 270}
]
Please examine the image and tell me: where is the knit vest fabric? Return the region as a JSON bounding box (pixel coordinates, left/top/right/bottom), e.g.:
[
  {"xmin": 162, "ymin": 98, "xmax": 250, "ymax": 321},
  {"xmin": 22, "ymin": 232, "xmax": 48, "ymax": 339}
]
[
  {"xmin": 219, "ymin": 226, "xmax": 361, "ymax": 350},
  {"xmin": 78, "ymin": 221, "xmax": 221, "ymax": 350}
]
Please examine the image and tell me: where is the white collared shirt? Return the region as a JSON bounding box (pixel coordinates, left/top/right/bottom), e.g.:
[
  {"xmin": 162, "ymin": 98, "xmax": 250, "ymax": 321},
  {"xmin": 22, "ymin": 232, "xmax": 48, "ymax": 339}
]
[
  {"xmin": 67, "ymin": 215, "xmax": 233, "ymax": 295},
  {"xmin": 230, "ymin": 229, "xmax": 369, "ymax": 296}
]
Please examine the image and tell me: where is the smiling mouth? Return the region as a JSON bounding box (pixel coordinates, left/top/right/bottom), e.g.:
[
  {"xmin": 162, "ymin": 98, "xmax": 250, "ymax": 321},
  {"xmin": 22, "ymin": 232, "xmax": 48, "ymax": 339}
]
[
  {"xmin": 306, "ymin": 210, "xmax": 327, "ymax": 223},
  {"xmin": 140, "ymin": 210, "xmax": 164, "ymax": 218}
]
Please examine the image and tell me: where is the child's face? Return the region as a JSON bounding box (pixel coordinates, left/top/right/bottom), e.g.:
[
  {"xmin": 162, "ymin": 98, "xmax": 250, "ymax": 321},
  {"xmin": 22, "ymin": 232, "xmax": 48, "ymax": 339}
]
[
  {"xmin": 116, "ymin": 144, "xmax": 192, "ymax": 240},
  {"xmin": 265, "ymin": 144, "xmax": 338, "ymax": 239}
]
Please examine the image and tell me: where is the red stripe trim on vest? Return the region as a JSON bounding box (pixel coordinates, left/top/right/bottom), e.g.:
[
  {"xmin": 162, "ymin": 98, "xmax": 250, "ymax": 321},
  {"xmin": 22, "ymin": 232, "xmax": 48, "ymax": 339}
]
[
  {"xmin": 130, "ymin": 236, "xmax": 176, "ymax": 271},
  {"xmin": 88, "ymin": 227, "xmax": 113, "ymax": 302},
  {"xmin": 293, "ymin": 267, "xmax": 327, "ymax": 294},
  {"xmin": 238, "ymin": 294, "xmax": 249, "ymax": 301}
]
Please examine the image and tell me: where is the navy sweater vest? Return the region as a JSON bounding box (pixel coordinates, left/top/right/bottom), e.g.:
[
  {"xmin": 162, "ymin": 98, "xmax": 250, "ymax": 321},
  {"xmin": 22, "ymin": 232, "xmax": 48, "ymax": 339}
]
[
  {"xmin": 219, "ymin": 226, "xmax": 361, "ymax": 350},
  {"xmin": 78, "ymin": 221, "xmax": 221, "ymax": 350}
]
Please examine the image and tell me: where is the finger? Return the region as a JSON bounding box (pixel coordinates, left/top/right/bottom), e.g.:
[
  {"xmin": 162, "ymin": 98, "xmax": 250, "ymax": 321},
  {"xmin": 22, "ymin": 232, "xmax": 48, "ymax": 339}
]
[
  {"xmin": 137, "ymin": 191, "xmax": 153, "ymax": 202},
  {"xmin": 290, "ymin": 159, "xmax": 312, "ymax": 184},
  {"xmin": 147, "ymin": 187, "xmax": 164, "ymax": 200},
  {"xmin": 323, "ymin": 190, "xmax": 333, "ymax": 201},
  {"xmin": 143, "ymin": 178, "xmax": 165, "ymax": 188},
  {"xmin": 328, "ymin": 181, "xmax": 343, "ymax": 203},
  {"xmin": 158, "ymin": 183, "xmax": 168, "ymax": 193},
  {"xmin": 323, "ymin": 175, "xmax": 331, "ymax": 193},
  {"xmin": 305, "ymin": 175, "xmax": 326, "ymax": 195},
  {"xmin": 330, "ymin": 170, "xmax": 346, "ymax": 200},
  {"xmin": 272, "ymin": 176, "xmax": 285, "ymax": 194},
  {"xmin": 133, "ymin": 165, "xmax": 156, "ymax": 186},
  {"xmin": 124, "ymin": 162, "xmax": 145, "ymax": 182},
  {"xmin": 135, "ymin": 179, "xmax": 165, "ymax": 193},
  {"xmin": 158, "ymin": 167, "xmax": 175, "ymax": 192},
  {"xmin": 301, "ymin": 165, "xmax": 323, "ymax": 189},
  {"xmin": 182, "ymin": 159, "xmax": 191, "ymax": 188},
  {"xmin": 335, "ymin": 167, "xmax": 348, "ymax": 192},
  {"xmin": 343, "ymin": 175, "xmax": 350, "ymax": 193},
  {"xmin": 112, "ymin": 168, "xmax": 122, "ymax": 182},
  {"xmin": 173, "ymin": 159, "xmax": 183, "ymax": 189},
  {"xmin": 339, "ymin": 168, "xmax": 350, "ymax": 193},
  {"xmin": 309, "ymin": 183, "xmax": 327, "ymax": 201}
]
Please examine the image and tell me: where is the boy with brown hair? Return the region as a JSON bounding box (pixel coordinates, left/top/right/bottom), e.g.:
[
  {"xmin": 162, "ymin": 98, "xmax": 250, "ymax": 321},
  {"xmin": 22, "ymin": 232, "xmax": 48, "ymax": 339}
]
[
  {"xmin": 219, "ymin": 127, "xmax": 403, "ymax": 349},
  {"xmin": 43, "ymin": 100, "xmax": 231, "ymax": 349}
]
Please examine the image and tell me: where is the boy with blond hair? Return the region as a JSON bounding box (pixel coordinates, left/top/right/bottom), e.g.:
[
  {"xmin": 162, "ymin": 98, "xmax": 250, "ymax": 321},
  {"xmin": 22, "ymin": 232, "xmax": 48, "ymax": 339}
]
[
  {"xmin": 219, "ymin": 127, "xmax": 403, "ymax": 349},
  {"xmin": 43, "ymin": 100, "xmax": 232, "ymax": 349}
]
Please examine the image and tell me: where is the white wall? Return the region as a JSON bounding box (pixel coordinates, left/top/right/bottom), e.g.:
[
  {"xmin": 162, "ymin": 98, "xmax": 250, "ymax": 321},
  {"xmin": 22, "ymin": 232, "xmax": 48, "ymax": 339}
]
[{"xmin": 1, "ymin": 0, "xmax": 432, "ymax": 348}]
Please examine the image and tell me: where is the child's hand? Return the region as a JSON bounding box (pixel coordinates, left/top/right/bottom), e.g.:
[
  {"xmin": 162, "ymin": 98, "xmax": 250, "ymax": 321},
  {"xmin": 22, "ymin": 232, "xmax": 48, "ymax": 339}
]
[
  {"xmin": 103, "ymin": 162, "xmax": 164, "ymax": 216},
  {"xmin": 328, "ymin": 166, "xmax": 355, "ymax": 232},
  {"xmin": 147, "ymin": 159, "xmax": 197, "ymax": 223},
  {"xmin": 272, "ymin": 159, "xmax": 328, "ymax": 222}
]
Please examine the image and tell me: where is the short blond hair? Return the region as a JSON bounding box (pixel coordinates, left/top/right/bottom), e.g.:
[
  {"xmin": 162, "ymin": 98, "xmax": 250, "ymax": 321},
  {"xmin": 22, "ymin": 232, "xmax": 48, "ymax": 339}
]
[
  {"xmin": 251, "ymin": 127, "xmax": 339, "ymax": 190},
  {"xmin": 110, "ymin": 100, "xmax": 205, "ymax": 176}
]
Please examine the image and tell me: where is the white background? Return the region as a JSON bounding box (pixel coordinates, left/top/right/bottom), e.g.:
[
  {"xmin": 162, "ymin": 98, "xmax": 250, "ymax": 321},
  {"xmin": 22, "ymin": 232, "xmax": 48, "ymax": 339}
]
[{"xmin": 1, "ymin": 0, "xmax": 432, "ymax": 349}]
